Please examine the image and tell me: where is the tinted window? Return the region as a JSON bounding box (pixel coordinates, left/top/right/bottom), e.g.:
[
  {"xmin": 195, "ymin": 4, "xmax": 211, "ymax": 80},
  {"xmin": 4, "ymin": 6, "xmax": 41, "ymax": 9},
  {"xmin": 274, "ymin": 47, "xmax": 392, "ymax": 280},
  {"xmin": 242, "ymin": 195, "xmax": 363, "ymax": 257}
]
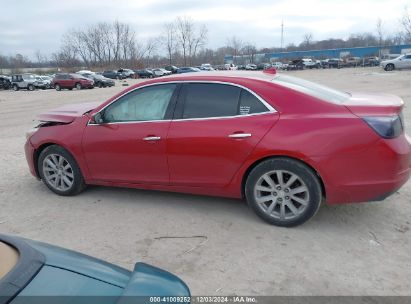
[
  {"xmin": 239, "ymin": 90, "xmax": 269, "ymax": 115},
  {"xmin": 405, "ymin": 55, "xmax": 411, "ymax": 59},
  {"xmin": 104, "ymin": 84, "xmax": 176, "ymax": 122},
  {"xmin": 183, "ymin": 83, "xmax": 240, "ymax": 119}
]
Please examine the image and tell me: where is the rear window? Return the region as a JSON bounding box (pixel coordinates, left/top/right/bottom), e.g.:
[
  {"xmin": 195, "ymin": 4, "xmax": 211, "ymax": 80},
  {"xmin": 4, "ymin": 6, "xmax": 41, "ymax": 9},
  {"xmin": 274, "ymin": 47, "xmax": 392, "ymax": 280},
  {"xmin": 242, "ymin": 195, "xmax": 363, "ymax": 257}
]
[{"xmin": 273, "ymin": 75, "xmax": 350, "ymax": 104}]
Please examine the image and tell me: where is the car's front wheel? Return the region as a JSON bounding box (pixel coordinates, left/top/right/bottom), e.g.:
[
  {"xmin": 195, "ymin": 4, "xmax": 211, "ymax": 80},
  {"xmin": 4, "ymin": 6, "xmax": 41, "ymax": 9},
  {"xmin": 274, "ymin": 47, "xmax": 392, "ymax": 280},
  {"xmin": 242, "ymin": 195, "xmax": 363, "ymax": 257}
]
[
  {"xmin": 385, "ymin": 64, "xmax": 395, "ymax": 71},
  {"xmin": 12, "ymin": 84, "xmax": 19, "ymax": 91},
  {"xmin": 245, "ymin": 158, "xmax": 322, "ymax": 227},
  {"xmin": 75, "ymin": 83, "xmax": 82, "ymax": 90},
  {"xmin": 38, "ymin": 145, "xmax": 86, "ymax": 196},
  {"xmin": 55, "ymin": 84, "xmax": 61, "ymax": 91}
]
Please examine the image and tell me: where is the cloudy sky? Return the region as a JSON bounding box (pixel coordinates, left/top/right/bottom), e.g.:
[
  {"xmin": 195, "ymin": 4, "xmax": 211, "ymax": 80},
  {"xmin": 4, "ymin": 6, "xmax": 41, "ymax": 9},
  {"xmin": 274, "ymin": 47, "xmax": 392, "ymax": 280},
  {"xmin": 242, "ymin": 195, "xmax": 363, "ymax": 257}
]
[{"xmin": 1, "ymin": 0, "xmax": 410, "ymax": 58}]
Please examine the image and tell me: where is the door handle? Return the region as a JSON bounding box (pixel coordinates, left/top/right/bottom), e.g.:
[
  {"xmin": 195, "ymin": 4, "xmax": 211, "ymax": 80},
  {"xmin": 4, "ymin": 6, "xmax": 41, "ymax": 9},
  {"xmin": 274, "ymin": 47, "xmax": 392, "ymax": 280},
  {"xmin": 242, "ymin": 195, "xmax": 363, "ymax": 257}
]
[
  {"xmin": 228, "ymin": 133, "xmax": 252, "ymax": 138},
  {"xmin": 143, "ymin": 136, "xmax": 161, "ymax": 141}
]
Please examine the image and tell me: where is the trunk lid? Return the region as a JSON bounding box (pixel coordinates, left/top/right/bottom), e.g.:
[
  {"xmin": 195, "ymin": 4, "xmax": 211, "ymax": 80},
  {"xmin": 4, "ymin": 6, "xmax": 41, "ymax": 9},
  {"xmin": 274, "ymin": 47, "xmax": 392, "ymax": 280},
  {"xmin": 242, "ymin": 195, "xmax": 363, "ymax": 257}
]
[
  {"xmin": 37, "ymin": 101, "xmax": 101, "ymax": 123},
  {"xmin": 343, "ymin": 92, "xmax": 404, "ymax": 116}
]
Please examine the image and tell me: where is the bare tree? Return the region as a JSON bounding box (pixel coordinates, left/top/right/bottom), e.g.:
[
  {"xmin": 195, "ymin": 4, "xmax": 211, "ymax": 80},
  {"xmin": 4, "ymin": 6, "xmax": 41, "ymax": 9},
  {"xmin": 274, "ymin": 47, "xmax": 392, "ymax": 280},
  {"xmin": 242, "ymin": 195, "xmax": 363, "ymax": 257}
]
[
  {"xmin": 162, "ymin": 22, "xmax": 177, "ymax": 65},
  {"xmin": 376, "ymin": 18, "xmax": 384, "ymax": 58},
  {"xmin": 401, "ymin": 6, "xmax": 411, "ymax": 43},
  {"xmin": 302, "ymin": 33, "xmax": 313, "ymax": 49},
  {"xmin": 242, "ymin": 43, "xmax": 257, "ymax": 63},
  {"xmin": 226, "ymin": 36, "xmax": 243, "ymax": 64}
]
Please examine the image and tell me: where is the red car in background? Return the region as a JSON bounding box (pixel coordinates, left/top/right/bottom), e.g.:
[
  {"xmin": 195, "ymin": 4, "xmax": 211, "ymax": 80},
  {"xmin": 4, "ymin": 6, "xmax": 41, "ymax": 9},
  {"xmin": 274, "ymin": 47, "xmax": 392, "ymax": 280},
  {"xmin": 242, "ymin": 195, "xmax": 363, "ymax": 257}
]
[
  {"xmin": 25, "ymin": 71, "xmax": 411, "ymax": 226},
  {"xmin": 52, "ymin": 73, "xmax": 94, "ymax": 91}
]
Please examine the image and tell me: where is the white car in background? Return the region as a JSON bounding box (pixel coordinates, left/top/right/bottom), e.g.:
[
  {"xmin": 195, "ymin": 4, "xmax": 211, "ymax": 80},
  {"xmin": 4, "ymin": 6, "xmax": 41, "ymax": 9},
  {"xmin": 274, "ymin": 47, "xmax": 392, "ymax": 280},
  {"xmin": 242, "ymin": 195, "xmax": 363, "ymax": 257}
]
[
  {"xmin": 271, "ymin": 62, "xmax": 284, "ymax": 69},
  {"xmin": 245, "ymin": 64, "xmax": 257, "ymax": 70},
  {"xmin": 381, "ymin": 54, "xmax": 411, "ymax": 71}
]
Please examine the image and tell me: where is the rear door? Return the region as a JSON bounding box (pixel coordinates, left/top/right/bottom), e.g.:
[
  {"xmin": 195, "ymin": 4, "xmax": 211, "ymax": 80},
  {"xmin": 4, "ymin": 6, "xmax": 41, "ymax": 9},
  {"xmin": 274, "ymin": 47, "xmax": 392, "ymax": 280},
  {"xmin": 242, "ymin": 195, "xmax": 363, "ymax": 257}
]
[{"xmin": 167, "ymin": 82, "xmax": 279, "ymax": 188}]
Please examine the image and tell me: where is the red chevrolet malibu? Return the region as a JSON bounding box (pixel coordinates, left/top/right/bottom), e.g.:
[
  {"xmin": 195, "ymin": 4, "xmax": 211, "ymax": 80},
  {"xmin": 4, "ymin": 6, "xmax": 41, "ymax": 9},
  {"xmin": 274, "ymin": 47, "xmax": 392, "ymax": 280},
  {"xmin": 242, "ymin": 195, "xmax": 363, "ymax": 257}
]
[{"xmin": 24, "ymin": 70, "xmax": 411, "ymax": 226}]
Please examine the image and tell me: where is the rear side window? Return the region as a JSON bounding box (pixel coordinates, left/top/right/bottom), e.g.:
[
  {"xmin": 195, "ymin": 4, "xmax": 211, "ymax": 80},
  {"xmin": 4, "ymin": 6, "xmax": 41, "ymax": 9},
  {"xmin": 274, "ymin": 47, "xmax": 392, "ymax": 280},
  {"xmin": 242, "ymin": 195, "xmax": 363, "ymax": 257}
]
[
  {"xmin": 239, "ymin": 90, "xmax": 269, "ymax": 115},
  {"xmin": 182, "ymin": 83, "xmax": 241, "ymax": 119}
]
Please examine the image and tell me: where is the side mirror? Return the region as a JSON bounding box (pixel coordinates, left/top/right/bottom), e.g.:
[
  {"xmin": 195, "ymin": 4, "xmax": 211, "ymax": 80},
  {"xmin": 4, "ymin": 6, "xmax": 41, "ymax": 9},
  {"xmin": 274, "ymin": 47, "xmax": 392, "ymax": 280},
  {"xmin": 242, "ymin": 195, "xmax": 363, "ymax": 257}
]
[{"xmin": 93, "ymin": 112, "xmax": 104, "ymax": 124}]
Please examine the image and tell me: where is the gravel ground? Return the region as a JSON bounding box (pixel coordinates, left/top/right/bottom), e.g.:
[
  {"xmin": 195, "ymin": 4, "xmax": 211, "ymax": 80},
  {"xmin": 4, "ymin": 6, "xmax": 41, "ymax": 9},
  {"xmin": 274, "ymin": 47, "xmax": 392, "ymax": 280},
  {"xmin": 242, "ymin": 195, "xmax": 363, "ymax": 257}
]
[{"xmin": 0, "ymin": 67, "xmax": 410, "ymax": 296}]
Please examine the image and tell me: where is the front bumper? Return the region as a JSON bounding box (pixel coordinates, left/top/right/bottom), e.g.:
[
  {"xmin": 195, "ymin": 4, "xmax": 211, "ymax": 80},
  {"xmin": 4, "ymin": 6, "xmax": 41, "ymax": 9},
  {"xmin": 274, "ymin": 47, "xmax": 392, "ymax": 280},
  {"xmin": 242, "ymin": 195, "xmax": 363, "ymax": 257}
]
[{"xmin": 24, "ymin": 139, "xmax": 38, "ymax": 179}]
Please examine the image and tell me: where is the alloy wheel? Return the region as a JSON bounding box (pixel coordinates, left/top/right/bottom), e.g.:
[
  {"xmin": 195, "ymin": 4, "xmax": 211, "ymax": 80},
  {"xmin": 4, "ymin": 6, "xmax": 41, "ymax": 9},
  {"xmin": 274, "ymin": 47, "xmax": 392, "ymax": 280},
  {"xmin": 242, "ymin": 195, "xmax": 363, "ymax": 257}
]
[
  {"xmin": 42, "ymin": 154, "xmax": 74, "ymax": 191},
  {"xmin": 254, "ymin": 170, "xmax": 310, "ymax": 220}
]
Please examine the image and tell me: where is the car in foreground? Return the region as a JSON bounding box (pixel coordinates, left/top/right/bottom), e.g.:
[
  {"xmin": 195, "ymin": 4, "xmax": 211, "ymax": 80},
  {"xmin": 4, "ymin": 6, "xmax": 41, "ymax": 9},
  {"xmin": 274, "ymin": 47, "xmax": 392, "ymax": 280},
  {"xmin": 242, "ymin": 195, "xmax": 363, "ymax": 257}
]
[
  {"xmin": 52, "ymin": 73, "xmax": 94, "ymax": 91},
  {"xmin": 24, "ymin": 70, "xmax": 411, "ymax": 227},
  {"xmin": 381, "ymin": 53, "xmax": 411, "ymax": 71},
  {"xmin": 0, "ymin": 234, "xmax": 190, "ymax": 302}
]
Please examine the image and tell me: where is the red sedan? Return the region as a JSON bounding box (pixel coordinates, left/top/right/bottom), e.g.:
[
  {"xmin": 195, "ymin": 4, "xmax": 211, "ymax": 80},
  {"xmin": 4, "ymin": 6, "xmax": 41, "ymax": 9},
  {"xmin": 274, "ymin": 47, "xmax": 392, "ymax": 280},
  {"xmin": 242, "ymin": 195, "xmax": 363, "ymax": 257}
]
[{"xmin": 24, "ymin": 71, "xmax": 411, "ymax": 226}]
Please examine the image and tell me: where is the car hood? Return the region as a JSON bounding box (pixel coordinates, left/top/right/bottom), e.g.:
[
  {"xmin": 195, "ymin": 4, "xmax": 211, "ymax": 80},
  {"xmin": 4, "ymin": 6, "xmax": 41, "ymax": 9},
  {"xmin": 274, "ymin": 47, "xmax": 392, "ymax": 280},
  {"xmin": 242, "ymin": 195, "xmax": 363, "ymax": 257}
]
[
  {"xmin": 37, "ymin": 101, "xmax": 101, "ymax": 123},
  {"xmin": 343, "ymin": 92, "xmax": 404, "ymax": 116}
]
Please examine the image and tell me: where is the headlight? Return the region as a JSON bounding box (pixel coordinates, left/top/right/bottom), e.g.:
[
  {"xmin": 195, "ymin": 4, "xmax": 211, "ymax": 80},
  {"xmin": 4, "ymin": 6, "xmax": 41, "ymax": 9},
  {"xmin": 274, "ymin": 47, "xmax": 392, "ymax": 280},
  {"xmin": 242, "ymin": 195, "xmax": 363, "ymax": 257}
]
[{"xmin": 26, "ymin": 127, "xmax": 38, "ymax": 140}]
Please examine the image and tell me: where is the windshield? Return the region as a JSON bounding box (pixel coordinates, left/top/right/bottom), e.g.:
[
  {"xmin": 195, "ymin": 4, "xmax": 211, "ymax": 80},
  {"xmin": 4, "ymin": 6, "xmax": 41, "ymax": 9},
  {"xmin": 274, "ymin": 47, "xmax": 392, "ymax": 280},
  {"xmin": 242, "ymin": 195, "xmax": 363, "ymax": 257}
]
[
  {"xmin": 273, "ymin": 75, "xmax": 350, "ymax": 104},
  {"xmin": 0, "ymin": 241, "xmax": 19, "ymax": 279}
]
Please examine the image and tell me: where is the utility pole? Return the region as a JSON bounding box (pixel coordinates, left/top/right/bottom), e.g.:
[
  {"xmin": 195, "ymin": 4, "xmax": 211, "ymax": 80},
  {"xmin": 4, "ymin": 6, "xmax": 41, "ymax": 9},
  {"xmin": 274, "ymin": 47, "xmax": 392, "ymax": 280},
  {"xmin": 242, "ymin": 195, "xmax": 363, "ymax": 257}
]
[{"xmin": 280, "ymin": 20, "xmax": 284, "ymax": 51}]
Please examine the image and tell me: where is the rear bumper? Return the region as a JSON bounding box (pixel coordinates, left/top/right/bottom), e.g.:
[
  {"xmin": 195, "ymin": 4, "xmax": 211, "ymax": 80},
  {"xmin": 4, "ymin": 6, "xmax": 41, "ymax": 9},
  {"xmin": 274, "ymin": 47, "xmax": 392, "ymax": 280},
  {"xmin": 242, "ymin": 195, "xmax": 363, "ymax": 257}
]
[
  {"xmin": 24, "ymin": 139, "xmax": 38, "ymax": 178},
  {"xmin": 315, "ymin": 134, "xmax": 411, "ymax": 204}
]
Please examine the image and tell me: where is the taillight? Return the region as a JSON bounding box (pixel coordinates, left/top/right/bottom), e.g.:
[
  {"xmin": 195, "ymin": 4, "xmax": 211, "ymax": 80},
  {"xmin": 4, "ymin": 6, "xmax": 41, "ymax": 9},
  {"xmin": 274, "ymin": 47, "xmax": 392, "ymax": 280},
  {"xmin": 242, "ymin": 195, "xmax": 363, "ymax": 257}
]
[{"xmin": 363, "ymin": 115, "xmax": 404, "ymax": 139}]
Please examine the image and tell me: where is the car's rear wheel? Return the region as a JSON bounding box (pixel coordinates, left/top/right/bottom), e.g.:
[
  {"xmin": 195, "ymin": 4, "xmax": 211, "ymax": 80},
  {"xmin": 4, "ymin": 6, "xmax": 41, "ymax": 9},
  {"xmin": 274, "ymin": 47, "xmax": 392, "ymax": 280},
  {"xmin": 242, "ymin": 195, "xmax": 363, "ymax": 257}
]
[
  {"xmin": 98, "ymin": 82, "xmax": 103, "ymax": 88},
  {"xmin": 75, "ymin": 83, "xmax": 82, "ymax": 90},
  {"xmin": 38, "ymin": 145, "xmax": 86, "ymax": 196},
  {"xmin": 385, "ymin": 64, "xmax": 395, "ymax": 71},
  {"xmin": 12, "ymin": 84, "xmax": 19, "ymax": 91},
  {"xmin": 28, "ymin": 84, "xmax": 35, "ymax": 91},
  {"xmin": 245, "ymin": 158, "xmax": 322, "ymax": 227},
  {"xmin": 55, "ymin": 84, "xmax": 61, "ymax": 91}
]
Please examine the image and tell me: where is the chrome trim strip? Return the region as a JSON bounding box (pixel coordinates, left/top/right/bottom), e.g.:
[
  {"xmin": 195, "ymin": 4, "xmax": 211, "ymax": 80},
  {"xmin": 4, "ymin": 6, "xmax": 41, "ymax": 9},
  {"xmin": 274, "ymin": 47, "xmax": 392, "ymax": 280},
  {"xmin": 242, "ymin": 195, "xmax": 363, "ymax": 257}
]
[
  {"xmin": 228, "ymin": 133, "xmax": 252, "ymax": 138},
  {"xmin": 87, "ymin": 80, "xmax": 277, "ymax": 126}
]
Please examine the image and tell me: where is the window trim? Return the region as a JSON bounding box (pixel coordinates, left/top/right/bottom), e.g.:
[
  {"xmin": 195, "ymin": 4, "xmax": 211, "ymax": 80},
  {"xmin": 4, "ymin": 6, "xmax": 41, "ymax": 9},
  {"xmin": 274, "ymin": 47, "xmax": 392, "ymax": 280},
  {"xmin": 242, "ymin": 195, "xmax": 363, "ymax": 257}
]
[{"xmin": 88, "ymin": 80, "xmax": 276, "ymax": 125}]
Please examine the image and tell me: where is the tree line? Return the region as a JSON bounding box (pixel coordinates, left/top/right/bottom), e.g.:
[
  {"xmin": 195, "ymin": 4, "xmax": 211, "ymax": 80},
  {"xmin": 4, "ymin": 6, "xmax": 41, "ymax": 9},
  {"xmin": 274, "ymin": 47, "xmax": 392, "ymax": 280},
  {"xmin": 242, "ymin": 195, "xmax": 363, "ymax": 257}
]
[{"xmin": 1, "ymin": 7, "xmax": 411, "ymax": 71}]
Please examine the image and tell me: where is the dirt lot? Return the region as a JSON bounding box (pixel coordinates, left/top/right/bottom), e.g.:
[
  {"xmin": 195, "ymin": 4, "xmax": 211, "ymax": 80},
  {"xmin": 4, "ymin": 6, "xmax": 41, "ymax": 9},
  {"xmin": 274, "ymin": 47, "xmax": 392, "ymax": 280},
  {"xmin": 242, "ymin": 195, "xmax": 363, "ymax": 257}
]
[{"xmin": 0, "ymin": 67, "xmax": 410, "ymax": 295}]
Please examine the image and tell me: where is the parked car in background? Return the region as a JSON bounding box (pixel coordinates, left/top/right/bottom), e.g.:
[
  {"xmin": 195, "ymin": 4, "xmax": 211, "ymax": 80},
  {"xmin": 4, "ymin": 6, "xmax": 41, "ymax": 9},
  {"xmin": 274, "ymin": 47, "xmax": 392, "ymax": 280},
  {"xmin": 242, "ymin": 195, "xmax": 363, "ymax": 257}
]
[
  {"xmin": 152, "ymin": 69, "xmax": 166, "ymax": 77},
  {"xmin": 245, "ymin": 64, "xmax": 257, "ymax": 70},
  {"xmin": 286, "ymin": 59, "xmax": 304, "ymax": 70},
  {"xmin": 381, "ymin": 54, "xmax": 411, "ymax": 71},
  {"xmin": 34, "ymin": 76, "xmax": 52, "ymax": 89},
  {"xmin": 362, "ymin": 56, "xmax": 380, "ymax": 67},
  {"xmin": 224, "ymin": 63, "xmax": 237, "ymax": 70},
  {"xmin": 0, "ymin": 234, "xmax": 190, "ymax": 301},
  {"xmin": 102, "ymin": 70, "xmax": 126, "ymax": 80},
  {"xmin": 164, "ymin": 65, "xmax": 179, "ymax": 74},
  {"xmin": 302, "ymin": 58, "xmax": 319, "ymax": 69},
  {"xmin": 134, "ymin": 69, "xmax": 154, "ymax": 78},
  {"xmin": 52, "ymin": 73, "xmax": 94, "ymax": 91},
  {"xmin": 200, "ymin": 63, "xmax": 215, "ymax": 71},
  {"xmin": 0, "ymin": 75, "xmax": 11, "ymax": 90},
  {"xmin": 11, "ymin": 74, "xmax": 46, "ymax": 91},
  {"xmin": 80, "ymin": 73, "xmax": 115, "ymax": 88},
  {"xmin": 176, "ymin": 67, "xmax": 201, "ymax": 73},
  {"xmin": 345, "ymin": 57, "xmax": 361, "ymax": 67},
  {"xmin": 324, "ymin": 58, "xmax": 345, "ymax": 68},
  {"xmin": 77, "ymin": 70, "xmax": 95, "ymax": 75},
  {"xmin": 271, "ymin": 62, "xmax": 284, "ymax": 70},
  {"xmin": 25, "ymin": 71, "xmax": 411, "ymax": 227},
  {"xmin": 118, "ymin": 68, "xmax": 135, "ymax": 78}
]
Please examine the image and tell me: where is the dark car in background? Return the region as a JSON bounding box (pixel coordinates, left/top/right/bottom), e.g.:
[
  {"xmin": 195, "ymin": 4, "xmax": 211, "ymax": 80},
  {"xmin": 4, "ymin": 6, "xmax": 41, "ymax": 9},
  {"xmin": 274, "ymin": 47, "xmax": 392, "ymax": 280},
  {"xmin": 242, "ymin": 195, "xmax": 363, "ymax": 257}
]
[
  {"xmin": 286, "ymin": 59, "xmax": 304, "ymax": 70},
  {"xmin": 0, "ymin": 75, "xmax": 11, "ymax": 90},
  {"xmin": 80, "ymin": 73, "xmax": 115, "ymax": 88},
  {"xmin": 134, "ymin": 69, "xmax": 154, "ymax": 78},
  {"xmin": 102, "ymin": 70, "xmax": 126, "ymax": 80},
  {"xmin": 164, "ymin": 65, "xmax": 178, "ymax": 74},
  {"xmin": 176, "ymin": 67, "xmax": 201, "ymax": 73},
  {"xmin": 52, "ymin": 73, "xmax": 94, "ymax": 91},
  {"xmin": 0, "ymin": 234, "xmax": 190, "ymax": 302}
]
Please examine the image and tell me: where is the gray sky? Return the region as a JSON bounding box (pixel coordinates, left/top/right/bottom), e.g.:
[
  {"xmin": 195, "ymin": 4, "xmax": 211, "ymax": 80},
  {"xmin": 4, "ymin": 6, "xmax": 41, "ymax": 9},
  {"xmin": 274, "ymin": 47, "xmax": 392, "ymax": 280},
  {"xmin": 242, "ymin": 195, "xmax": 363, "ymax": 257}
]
[{"xmin": 0, "ymin": 0, "xmax": 410, "ymax": 59}]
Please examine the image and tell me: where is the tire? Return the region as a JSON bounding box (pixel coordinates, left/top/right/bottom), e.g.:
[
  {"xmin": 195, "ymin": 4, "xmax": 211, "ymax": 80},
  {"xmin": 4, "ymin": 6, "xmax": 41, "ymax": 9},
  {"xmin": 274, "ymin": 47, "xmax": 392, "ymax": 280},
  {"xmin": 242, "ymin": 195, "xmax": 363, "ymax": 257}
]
[
  {"xmin": 28, "ymin": 84, "xmax": 35, "ymax": 91},
  {"xmin": 75, "ymin": 83, "xmax": 82, "ymax": 90},
  {"xmin": 98, "ymin": 82, "xmax": 103, "ymax": 88},
  {"xmin": 385, "ymin": 64, "xmax": 394, "ymax": 71},
  {"xmin": 55, "ymin": 84, "xmax": 61, "ymax": 91},
  {"xmin": 12, "ymin": 84, "xmax": 19, "ymax": 91},
  {"xmin": 245, "ymin": 158, "xmax": 322, "ymax": 227},
  {"xmin": 38, "ymin": 145, "xmax": 86, "ymax": 196}
]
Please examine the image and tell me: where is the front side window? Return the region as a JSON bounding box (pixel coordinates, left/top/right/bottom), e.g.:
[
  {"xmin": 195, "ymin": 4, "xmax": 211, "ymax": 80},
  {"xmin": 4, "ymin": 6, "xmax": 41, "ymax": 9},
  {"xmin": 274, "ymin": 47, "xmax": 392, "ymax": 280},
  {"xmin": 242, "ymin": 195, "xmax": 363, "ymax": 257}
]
[
  {"xmin": 182, "ymin": 83, "xmax": 241, "ymax": 119},
  {"xmin": 103, "ymin": 84, "xmax": 176, "ymax": 122}
]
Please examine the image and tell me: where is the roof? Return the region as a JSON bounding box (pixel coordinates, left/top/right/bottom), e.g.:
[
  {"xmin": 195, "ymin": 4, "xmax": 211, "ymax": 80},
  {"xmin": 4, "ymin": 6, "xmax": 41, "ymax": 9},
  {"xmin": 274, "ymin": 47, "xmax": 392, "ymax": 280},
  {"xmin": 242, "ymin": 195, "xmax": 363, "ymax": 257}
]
[{"xmin": 160, "ymin": 70, "xmax": 277, "ymax": 83}]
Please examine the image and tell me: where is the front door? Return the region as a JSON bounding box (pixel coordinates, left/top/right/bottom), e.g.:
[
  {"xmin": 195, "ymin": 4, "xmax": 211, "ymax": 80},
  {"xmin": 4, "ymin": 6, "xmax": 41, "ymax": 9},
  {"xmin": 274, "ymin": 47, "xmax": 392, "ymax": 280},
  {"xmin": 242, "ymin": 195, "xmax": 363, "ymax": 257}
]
[{"xmin": 82, "ymin": 83, "xmax": 178, "ymax": 184}]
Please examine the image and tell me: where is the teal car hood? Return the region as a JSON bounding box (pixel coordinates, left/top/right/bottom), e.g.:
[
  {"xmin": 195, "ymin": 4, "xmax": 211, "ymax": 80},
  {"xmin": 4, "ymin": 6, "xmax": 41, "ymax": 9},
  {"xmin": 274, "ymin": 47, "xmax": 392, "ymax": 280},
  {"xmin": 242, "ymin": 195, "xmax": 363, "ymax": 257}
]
[{"xmin": 25, "ymin": 239, "xmax": 131, "ymax": 288}]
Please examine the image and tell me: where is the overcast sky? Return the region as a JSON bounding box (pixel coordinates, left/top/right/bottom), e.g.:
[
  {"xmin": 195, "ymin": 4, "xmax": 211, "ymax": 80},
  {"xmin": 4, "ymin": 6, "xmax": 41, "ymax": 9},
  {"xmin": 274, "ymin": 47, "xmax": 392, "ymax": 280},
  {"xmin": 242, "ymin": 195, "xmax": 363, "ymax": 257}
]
[{"xmin": 1, "ymin": 0, "xmax": 410, "ymax": 59}]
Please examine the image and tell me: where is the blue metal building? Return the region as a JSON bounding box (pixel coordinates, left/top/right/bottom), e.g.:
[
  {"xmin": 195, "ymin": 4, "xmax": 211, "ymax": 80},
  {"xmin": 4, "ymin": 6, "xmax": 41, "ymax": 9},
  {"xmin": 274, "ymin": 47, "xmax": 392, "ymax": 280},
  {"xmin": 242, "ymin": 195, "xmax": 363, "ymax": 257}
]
[{"xmin": 224, "ymin": 44, "xmax": 411, "ymax": 64}]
